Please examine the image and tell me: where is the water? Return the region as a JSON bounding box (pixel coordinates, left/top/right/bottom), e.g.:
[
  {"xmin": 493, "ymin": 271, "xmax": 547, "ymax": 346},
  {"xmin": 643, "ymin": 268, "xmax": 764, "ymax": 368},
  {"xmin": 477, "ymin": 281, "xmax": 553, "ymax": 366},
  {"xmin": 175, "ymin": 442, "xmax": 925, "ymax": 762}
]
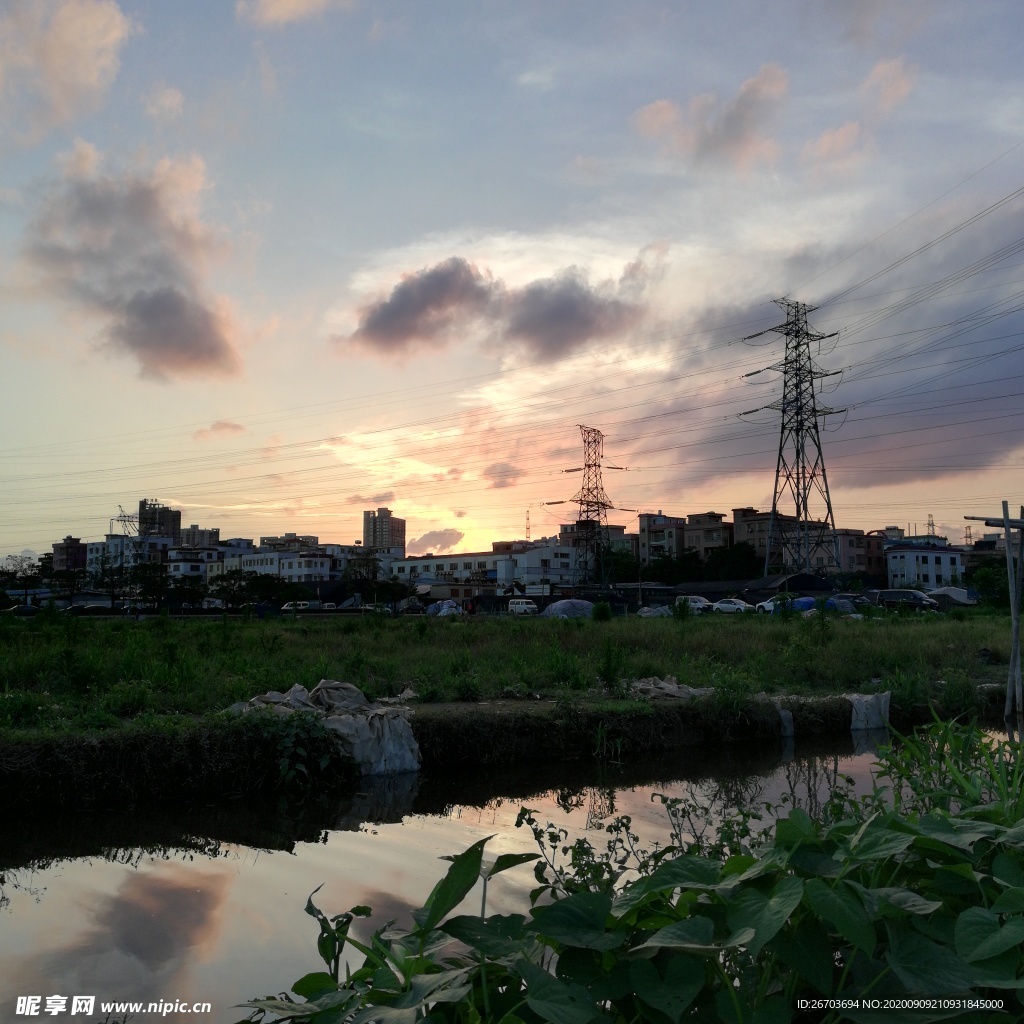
[{"xmin": 0, "ymin": 736, "xmax": 888, "ymax": 1023}]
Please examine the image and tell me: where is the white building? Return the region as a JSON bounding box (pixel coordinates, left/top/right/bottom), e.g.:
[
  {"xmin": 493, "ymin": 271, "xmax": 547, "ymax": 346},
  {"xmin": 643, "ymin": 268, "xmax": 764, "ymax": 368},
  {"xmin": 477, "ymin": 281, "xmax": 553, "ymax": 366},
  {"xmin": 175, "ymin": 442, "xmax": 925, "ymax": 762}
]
[{"xmin": 886, "ymin": 544, "xmax": 964, "ymax": 589}]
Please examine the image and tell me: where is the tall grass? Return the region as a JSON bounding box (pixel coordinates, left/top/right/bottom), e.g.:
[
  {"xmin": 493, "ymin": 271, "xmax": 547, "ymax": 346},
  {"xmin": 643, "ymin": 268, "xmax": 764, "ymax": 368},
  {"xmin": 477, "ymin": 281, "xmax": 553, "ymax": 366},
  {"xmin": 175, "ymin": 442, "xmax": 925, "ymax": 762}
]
[{"xmin": 0, "ymin": 608, "xmax": 1010, "ymax": 732}]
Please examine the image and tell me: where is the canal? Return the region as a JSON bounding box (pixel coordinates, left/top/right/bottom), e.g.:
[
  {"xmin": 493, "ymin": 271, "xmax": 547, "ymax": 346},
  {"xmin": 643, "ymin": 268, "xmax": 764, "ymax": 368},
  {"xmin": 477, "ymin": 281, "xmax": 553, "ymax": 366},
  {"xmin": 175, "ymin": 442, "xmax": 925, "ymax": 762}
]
[{"xmin": 0, "ymin": 734, "xmax": 889, "ymax": 1023}]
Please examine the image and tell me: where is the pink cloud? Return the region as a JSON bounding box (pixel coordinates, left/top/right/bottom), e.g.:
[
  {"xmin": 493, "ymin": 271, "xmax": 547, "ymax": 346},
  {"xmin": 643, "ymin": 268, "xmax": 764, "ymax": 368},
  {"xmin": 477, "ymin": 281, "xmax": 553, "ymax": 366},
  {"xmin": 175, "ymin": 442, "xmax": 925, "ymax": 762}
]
[
  {"xmin": 193, "ymin": 420, "xmax": 246, "ymax": 442},
  {"xmin": 861, "ymin": 57, "xmax": 917, "ymax": 117},
  {"xmin": 631, "ymin": 65, "xmax": 788, "ymax": 171}
]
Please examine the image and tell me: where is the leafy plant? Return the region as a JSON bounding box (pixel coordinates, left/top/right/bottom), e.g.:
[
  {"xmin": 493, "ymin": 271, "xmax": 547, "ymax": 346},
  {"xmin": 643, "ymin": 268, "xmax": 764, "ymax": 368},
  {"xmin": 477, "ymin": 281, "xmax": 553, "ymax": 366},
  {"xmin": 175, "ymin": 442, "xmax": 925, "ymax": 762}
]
[{"xmin": 238, "ymin": 721, "xmax": 1024, "ymax": 1024}]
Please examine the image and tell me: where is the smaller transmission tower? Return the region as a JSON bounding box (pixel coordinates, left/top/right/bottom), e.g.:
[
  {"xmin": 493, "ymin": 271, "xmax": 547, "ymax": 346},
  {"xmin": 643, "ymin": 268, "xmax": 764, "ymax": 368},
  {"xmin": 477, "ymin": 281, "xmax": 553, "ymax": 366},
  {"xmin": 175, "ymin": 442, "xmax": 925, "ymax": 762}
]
[
  {"xmin": 748, "ymin": 300, "xmax": 842, "ymax": 575},
  {"xmin": 526, "ymin": 509, "xmax": 531, "ymax": 543},
  {"xmin": 572, "ymin": 425, "xmax": 614, "ymax": 587}
]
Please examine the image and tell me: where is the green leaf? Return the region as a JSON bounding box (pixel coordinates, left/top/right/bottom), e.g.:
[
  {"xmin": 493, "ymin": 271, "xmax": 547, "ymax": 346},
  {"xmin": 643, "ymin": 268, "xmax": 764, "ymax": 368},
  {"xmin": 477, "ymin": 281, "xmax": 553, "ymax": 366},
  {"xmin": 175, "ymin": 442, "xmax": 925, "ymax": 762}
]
[
  {"xmin": 517, "ymin": 960, "xmax": 601, "ymax": 1024},
  {"xmin": 850, "ymin": 884, "xmax": 943, "ymax": 917},
  {"xmin": 634, "ymin": 917, "xmax": 755, "ymax": 955},
  {"xmin": 530, "ymin": 891, "xmax": 623, "ymax": 950},
  {"xmin": 484, "ymin": 852, "xmax": 541, "ymax": 879},
  {"xmin": 613, "ymin": 855, "xmax": 721, "ymax": 914},
  {"xmin": 991, "ymin": 887, "xmax": 1024, "ymax": 913},
  {"xmin": 291, "ymin": 971, "xmax": 336, "ymax": 1000},
  {"xmin": 885, "ymin": 925, "xmax": 976, "ymax": 995},
  {"xmin": 805, "ymin": 878, "xmax": 876, "ymax": 956},
  {"xmin": 441, "ymin": 913, "xmax": 529, "ymax": 958},
  {"xmin": 416, "ymin": 835, "xmax": 491, "ymax": 934},
  {"xmin": 847, "ymin": 824, "xmax": 915, "ymax": 860},
  {"xmin": 726, "ymin": 876, "xmax": 804, "ymax": 957},
  {"xmin": 993, "ymin": 851, "xmax": 1024, "ymax": 887},
  {"xmin": 954, "ymin": 906, "xmax": 1024, "ymax": 963},
  {"xmin": 769, "ymin": 919, "xmax": 835, "ymax": 995},
  {"xmin": 775, "ymin": 808, "xmax": 819, "ymax": 849},
  {"xmin": 631, "ymin": 955, "xmax": 705, "ymax": 1022}
]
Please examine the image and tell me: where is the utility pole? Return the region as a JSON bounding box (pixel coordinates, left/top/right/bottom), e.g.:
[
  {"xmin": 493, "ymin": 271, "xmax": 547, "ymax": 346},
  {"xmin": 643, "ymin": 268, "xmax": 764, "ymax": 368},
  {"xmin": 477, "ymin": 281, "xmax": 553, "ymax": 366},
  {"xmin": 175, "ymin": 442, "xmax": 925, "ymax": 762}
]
[
  {"xmin": 572, "ymin": 425, "xmax": 613, "ymax": 588},
  {"xmin": 745, "ymin": 299, "xmax": 842, "ymax": 576}
]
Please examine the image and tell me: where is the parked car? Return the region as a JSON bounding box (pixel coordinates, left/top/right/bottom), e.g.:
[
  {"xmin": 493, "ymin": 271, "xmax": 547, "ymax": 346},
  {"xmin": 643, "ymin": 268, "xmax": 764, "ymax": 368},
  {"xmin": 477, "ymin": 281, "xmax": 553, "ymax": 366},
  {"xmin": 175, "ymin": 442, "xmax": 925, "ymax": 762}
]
[
  {"xmin": 508, "ymin": 598, "xmax": 539, "ymax": 615},
  {"xmin": 756, "ymin": 596, "xmax": 785, "ymax": 614},
  {"xmin": 873, "ymin": 589, "xmax": 939, "ymax": 612},
  {"xmin": 833, "ymin": 592, "xmax": 874, "ymax": 609},
  {"xmin": 675, "ymin": 595, "xmax": 713, "ymax": 614},
  {"xmin": 281, "ymin": 600, "xmax": 310, "ymax": 612},
  {"xmin": 712, "ymin": 598, "xmax": 754, "ymax": 614},
  {"xmin": 321, "ymin": 602, "xmax": 337, "ymax": 611}
]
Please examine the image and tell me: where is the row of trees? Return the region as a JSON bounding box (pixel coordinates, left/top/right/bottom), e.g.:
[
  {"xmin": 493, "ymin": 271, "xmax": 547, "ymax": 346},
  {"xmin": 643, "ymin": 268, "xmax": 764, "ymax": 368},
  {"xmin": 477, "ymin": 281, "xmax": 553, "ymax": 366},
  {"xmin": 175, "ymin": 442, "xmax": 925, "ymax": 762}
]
[{"xmin": 0, "ymin": 553, "xmax": 416, "ymax": 612}]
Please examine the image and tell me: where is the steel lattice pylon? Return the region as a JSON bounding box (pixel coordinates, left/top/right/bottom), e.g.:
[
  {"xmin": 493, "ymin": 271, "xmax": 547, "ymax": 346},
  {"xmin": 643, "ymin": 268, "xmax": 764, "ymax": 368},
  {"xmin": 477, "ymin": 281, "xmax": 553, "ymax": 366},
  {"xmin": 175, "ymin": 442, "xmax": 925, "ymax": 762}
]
[
  {"xmin": 761, "ymin": 299, "xmax": 840, "ymax": 575},
  {"xmin": 572, "ymin": 424, "xmax": 613, "ymax": 587}
]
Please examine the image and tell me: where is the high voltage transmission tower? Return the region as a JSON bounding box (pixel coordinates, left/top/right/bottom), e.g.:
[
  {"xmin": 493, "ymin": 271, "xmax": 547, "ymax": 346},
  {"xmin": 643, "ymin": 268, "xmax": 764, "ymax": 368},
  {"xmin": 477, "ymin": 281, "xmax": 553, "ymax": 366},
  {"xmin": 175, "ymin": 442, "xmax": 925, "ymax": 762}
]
[
  {"xmin": 743, "ymin": 299, "xmax": 842, "ymax": 576},
  {"xmin": 572, "ymin": 425, "xmax": 614, "ymax": 587}
]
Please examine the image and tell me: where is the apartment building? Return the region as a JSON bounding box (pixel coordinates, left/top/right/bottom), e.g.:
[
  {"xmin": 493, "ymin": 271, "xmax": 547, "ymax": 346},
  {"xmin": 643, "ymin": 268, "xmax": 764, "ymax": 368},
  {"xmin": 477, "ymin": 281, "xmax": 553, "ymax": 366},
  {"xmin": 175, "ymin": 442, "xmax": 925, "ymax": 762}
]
[
  {"xmin": 363, "ymin": 508, "xmax": 406, "ymax": 556},
  {"xmin": 886, "ymin": 543, "xmax": 963, "ymax": 589}
]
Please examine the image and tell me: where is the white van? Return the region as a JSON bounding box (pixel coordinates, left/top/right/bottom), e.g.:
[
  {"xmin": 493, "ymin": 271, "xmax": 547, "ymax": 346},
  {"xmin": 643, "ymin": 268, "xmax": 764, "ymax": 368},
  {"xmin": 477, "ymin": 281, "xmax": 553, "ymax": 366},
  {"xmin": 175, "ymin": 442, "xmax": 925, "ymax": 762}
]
[
  {"xmin": 508, "ymin": 598, "xmax": 539, "ymax": 615},
  {"xmin": 281, "ymin": 601, "xmax": 310, "ymax": 612}
]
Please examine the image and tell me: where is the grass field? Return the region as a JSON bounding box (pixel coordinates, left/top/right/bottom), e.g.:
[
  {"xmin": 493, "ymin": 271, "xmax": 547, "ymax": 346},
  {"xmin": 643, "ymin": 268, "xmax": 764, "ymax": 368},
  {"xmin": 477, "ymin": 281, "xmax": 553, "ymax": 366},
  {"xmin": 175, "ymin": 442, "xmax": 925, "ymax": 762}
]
[{"xmin": 0, "ymin": 606, "xmax": 1012, "ymax": 734}]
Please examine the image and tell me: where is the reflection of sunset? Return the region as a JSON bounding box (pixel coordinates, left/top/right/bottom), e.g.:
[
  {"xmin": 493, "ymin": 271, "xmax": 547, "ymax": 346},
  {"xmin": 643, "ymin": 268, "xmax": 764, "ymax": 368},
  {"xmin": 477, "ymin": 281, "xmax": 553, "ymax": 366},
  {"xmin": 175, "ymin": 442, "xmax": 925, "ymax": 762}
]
[{"xmin": 0, "ymin": 743, "xmax": 885, "ymax": 1022}]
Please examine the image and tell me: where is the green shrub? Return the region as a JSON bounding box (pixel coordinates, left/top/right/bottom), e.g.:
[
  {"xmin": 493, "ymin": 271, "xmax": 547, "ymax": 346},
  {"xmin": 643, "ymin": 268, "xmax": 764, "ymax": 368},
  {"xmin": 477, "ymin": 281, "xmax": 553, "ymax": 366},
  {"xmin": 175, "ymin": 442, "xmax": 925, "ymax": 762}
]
[{"xmin": 591, "ymin": 601, "xmax": 612, "ymax": 622}]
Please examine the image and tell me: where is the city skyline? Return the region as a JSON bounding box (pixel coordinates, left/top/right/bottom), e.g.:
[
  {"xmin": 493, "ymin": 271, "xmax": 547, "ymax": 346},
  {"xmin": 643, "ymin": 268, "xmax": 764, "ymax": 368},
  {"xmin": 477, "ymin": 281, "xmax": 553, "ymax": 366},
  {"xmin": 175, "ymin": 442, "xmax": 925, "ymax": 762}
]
[{"xmin": 3, "ymin": 1, "xmax": 1024, "ymax": 558}]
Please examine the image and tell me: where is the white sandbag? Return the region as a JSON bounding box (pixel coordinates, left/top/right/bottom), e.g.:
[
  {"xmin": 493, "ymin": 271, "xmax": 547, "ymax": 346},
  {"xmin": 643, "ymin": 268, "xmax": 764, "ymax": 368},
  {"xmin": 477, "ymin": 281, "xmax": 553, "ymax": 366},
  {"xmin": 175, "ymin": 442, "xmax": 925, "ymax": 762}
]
[
  {"xmin": 237, "ymin": 679, "xmax": 421, "ymax": 776},
  {"xmin": 848, "ymin": 691, "xmax": 890, "ymax": 731}
]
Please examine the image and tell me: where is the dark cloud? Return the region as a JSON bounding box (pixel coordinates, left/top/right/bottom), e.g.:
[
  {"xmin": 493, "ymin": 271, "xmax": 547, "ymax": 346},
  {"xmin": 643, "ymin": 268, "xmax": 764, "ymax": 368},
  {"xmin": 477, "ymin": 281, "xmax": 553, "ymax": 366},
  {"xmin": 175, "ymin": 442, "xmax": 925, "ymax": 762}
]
[
  {"xmin": 347, "ymin": 257, "xmax": 497, "ymax": 355},
  {"xmin": 407, "ymin": 529, "xmax": 464, "ymax": 555},
  {"xmin": 338, "ymin": 254, "xmax": 650, "ymax": 362},
  {"xmin": 41, "ymin": 866, "xmax": 229, "ymax": 1007},
  {"xmin": 482, "ymin": 461, "xmax": 521, "ymax": 489},
  {"xmin": 22, "ymin": 157, "xmax": 240, "ymax": 380}
]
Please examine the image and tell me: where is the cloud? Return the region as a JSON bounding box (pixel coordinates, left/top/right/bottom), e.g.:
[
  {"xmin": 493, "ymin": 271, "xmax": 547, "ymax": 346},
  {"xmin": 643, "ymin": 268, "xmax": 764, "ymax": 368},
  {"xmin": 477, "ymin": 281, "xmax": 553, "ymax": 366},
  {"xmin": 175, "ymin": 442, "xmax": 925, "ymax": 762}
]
[
  {"xmin": 0, "ymin": 0, "xmax": 132, "ymax": 144},
  {"xmin": 632, "ymin": 65, "xmax": 788, "ymax": 171},
  {"xmin": 57, "ymin": 137, "xmax": 101, "ymax": 177},
  {"xmin": 39, "ymin": 865, "xmax": 229, "ymax": 1009},
  {"xmin": 338, "ymin": 253, "xmax": 650, "ymax": 363},
  {"xmin": 407, "ymin": 529, "xmax": 464, "ymax": 556},
  {"xmin": 193, "ymin": 420, "xmax": 246, "ymax": 442},
  {"xmin": 347, "ymin": 491, "xmax": 396, "ymax": 504},
  {"xmin": 22, "ymin": 153, "xmax": 241, "ymax": 380},
  {"xmin": 801, "ymin": 121, "xmax": 866, "ymax": 172},
  {"xmin": 236, "ymin": 0, "xmax": 353, "ymax": 27},
  {"xmin": 861, "ymin": 57, "xmax": 916, "ymax": 117},
  {"xmin": 143, "ymin": 84, "xmax": 184, "ymax": 122},
  {"xmin": 482, "ymin": 462, "xmax": 520, "ymax": 489},
  {"xmin": 802, "ymin": 60, "xmax": 915, "ymax": 173}
]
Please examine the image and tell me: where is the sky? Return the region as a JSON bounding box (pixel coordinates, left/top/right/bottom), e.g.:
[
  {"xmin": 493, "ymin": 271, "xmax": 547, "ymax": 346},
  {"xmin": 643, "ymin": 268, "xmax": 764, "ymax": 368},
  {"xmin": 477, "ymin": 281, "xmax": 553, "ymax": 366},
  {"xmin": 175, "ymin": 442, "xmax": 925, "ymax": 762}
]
[{"xmin": 2, "ymin": 0, "xmax": 1024, "ymax": 559}]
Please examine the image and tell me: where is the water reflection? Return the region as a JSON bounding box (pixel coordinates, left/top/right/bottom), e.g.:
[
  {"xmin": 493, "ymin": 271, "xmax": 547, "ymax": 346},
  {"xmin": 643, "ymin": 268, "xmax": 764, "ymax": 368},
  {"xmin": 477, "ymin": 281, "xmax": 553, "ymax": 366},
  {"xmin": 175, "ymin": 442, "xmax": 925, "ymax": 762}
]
[{"xmin": 0, "ymin": 737, "xmax": 888, "ymax": 1023}]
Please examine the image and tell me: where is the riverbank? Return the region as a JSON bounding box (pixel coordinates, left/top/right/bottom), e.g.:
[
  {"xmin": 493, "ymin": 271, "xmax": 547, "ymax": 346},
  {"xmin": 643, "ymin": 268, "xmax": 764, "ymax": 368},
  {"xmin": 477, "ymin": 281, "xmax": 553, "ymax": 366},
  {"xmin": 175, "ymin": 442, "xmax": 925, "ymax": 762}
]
[
  {"xmin": 0, "ymin": 610, "xmax": 1013, "ymax": 806},
  {"xmin": 0, "ymin": 683, "xmax": 1008, "ymax": 809}
]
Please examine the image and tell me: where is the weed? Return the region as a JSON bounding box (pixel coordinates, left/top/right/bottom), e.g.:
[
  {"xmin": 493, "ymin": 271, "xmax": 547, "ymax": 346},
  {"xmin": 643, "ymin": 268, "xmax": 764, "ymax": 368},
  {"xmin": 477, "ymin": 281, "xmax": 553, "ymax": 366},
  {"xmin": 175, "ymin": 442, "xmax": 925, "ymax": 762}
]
[
  {"xmin": 591, "ymin": 601, "xmax": 612, "ymax": 622},
  {"xmin": 453, "ymin": 676, "xmax": 481, "ymax": 702}
]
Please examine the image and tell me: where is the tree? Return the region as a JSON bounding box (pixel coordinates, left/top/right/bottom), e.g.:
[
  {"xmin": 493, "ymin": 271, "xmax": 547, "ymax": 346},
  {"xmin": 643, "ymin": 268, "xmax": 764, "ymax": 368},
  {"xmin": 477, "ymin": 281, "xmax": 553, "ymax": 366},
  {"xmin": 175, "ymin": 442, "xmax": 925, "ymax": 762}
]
[
  {"xmin": 52, "ymin": 568, "xmax": 87, "ymax": 606},
  {"xmin": 705, "ymin": 542, "xmax": 761, "ymax": 581},
  {"xmin": 90, "ymin": 552, "xmax": 128, "ymax": 610},
  {"xmin": 131, "ymin": 561, "xmax": 170, "ymax": 611},
  {"xmin": 209, "ymin": 568, "xmax": 253, "ymax": 609},
  {"xmin": 3, "ymin": 554, "xmax": 40, "ymax": 606}
]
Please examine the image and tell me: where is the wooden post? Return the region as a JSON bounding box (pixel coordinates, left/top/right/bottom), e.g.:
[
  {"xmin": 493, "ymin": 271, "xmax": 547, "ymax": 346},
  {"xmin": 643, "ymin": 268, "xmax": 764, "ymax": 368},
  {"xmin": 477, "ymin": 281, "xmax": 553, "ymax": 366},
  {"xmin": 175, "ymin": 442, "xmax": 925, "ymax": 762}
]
[{"xmin": 1002, "ymin": 501, "xmax": 1024, "ymax": 736}]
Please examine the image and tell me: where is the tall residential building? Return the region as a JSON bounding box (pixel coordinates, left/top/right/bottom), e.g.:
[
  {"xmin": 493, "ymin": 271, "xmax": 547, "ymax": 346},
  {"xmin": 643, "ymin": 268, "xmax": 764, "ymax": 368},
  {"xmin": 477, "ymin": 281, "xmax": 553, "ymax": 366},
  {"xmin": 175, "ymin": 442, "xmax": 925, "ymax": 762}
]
[
  {"xmin": 138, "ymin": 499, "xmax": 181, "ymax": 544},
  {"xmin": 52, "ymin": 536, "xmax": 87, "ymax": 572},
  {"xmin": 180, "ymin": 524, "xmax": 221, "ymax": 548},
  {"xmin": 363, "ymin": 508, "xmax": 406, "ymax": 556}
]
